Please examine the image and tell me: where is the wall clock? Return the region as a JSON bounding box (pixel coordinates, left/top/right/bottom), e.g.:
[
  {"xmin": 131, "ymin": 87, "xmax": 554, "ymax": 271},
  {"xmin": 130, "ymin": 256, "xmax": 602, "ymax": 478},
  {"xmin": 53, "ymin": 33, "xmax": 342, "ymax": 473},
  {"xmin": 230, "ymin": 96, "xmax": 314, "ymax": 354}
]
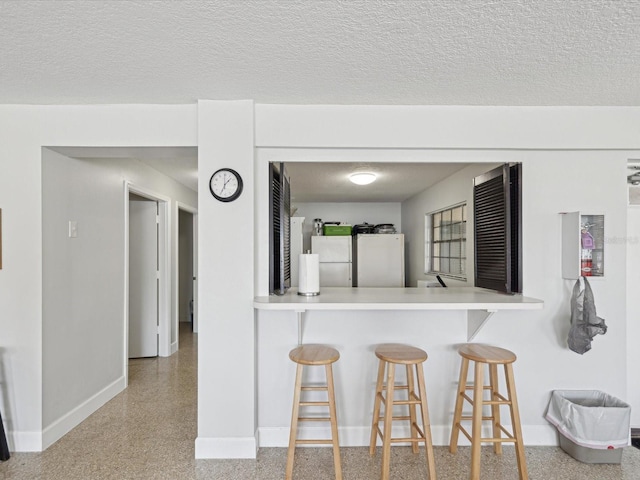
[{"xmin": 209, "ymin": 168, "xmax": 243, "ymax": 202}]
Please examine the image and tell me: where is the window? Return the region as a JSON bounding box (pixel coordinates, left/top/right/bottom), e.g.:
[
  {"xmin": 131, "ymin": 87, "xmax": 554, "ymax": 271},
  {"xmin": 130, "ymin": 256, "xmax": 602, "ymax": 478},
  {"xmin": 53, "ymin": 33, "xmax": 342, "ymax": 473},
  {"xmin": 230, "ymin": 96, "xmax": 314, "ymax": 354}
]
[{"xmin": 425, "ymin": 203, "xmax": 467, "ymax": 279}]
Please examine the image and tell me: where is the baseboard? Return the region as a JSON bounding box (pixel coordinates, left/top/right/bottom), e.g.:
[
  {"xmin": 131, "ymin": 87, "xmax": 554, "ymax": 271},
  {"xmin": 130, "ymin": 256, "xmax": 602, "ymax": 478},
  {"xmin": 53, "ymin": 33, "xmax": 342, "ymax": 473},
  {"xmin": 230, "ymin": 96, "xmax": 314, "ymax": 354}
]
[
  {"xmin": 41, "ymin": 376, "xmax": 126, "ymax": 451},
  {"xmin": 258, "ymin": 424, "xmax": 560, "ymax": 448},
  {"xmin": 171, "ymin": 341, "xmax": 178, "ymax": 355},
  {"xmin": 632, "ymin": 428, "xmax": 640, "ymax": 439},
  {"xmin": 195, "ymin": 434, "xmax": 258, "ymax": 459}
]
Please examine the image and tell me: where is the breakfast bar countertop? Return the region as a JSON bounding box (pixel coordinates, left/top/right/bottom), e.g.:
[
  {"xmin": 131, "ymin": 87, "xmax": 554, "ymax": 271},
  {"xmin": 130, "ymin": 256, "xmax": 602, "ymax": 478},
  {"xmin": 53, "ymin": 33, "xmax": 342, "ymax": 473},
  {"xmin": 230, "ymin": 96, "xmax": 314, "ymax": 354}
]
[{"xmin": 253, "ymin": 286, "xmax": 544, "ymax": 312}]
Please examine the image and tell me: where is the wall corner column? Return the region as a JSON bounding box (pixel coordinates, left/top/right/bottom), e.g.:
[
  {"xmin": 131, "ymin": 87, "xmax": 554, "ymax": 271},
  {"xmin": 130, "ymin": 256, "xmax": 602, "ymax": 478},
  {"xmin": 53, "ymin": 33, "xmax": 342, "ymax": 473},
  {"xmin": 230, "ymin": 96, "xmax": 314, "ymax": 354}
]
[{"xmin": 196, "ymin": 100, "xmax": 257, "ymax": 458}]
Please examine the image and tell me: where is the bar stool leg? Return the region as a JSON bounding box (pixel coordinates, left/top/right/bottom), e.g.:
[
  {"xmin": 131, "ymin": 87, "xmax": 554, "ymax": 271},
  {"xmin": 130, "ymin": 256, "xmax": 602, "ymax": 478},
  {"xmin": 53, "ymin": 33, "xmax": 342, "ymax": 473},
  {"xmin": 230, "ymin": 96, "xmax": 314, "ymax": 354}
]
[
  {"xmin": 449, "ymin": 357, "xmax": 469, "ymax": 453},
  {"xmin": 286, "ymin": 363, "xmax": 304, "ymax": 480},
  {"xmin": 406, "ymin": 364, "xmax": 419, "ymax": 454},
  {"xmin": 325, "ymin": 363, "xmax": 343, "ymax": 480},
  {"xmin": 470, "ymin": 361, "xmax": 484, "ymax": 480},
  {"xmin": 489, "ymin": 363, "xmax": 502, "ymax": 455},
  {"xmin": 381, "ymin": 362, "xmax": 395, "ymax": 480},
  {"xmin": 505, "ymin": 364, "xmax": 528, "ymax": 480},
  {"xmin": 416, "ymin": 362, "xmax": 437, "ymax": 480},
  {"xmin": 370, "ymin": 359, "xmax": 386, "ymax": 455}
]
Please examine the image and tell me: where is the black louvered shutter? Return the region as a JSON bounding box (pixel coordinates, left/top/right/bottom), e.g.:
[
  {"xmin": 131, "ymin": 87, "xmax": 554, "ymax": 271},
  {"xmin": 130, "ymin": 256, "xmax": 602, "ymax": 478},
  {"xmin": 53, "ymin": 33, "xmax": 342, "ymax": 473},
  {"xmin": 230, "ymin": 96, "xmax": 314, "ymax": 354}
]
[
  {"xmin": 269, "ymin": 162, "xmax": 291, "ymax": 295},
  {"xmin": 474, "ymin": 163, "xmax": 522, "ymax": 294}
]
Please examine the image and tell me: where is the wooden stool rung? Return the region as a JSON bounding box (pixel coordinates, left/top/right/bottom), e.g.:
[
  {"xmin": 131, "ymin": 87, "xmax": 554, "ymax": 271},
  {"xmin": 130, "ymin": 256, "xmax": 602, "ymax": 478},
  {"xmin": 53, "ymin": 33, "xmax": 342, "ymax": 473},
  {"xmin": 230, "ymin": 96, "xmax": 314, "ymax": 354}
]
[
  {"xmin": 482, "ymin": 399, "xmax": 509, "ymax": 406},
  {"xmin": 389, "ymin": 436, "xmax": 425, "ymax": 444},
  {"xmin": 299, "ymin": 401, "xmax": 329, "ymax": 407},
  {"xmin": 464, "ymin": 385, "xmax": 493, "ymax": 391},
  {"xmin": 376, "ymin": 415, "xmax": 412, "ymax": 422},
  {"xmin": 497, "ymin": 424, "xmax": 515, "ymax": 438},
  {"xmin": 457, "ymin": 424, "xmax": 473, "ymax": 442},
  {"xmin": 298, "ymin": 417, "xmax": 331, "ymax": 422},
  {"xmin": 301, "ymin": 386, "xmax": 328, "ymax": 392},
  {"xmin": 390, "ymin": 398, "xmax": 421, "ymax": 406},
  {"xmin": 461, "ymin": 415, "xmax": 495, "ymax": 421}
]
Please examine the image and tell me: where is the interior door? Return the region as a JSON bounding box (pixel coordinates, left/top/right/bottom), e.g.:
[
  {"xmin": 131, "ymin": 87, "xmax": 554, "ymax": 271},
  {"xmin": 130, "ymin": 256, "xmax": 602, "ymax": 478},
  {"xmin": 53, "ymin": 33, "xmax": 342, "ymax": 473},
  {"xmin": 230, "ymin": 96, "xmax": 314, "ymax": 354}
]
[{"xmin": 129, "ymin": 196, "xmax": 158, "ymax": 358}]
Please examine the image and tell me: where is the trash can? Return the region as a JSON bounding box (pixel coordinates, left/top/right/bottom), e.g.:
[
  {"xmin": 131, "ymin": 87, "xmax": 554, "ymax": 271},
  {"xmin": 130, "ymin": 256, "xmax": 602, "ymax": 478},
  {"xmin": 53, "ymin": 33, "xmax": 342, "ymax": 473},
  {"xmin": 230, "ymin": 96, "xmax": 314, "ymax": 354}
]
[{"xmin": 545, "ymin": 390, "xmax": 631, "ymax": 464}]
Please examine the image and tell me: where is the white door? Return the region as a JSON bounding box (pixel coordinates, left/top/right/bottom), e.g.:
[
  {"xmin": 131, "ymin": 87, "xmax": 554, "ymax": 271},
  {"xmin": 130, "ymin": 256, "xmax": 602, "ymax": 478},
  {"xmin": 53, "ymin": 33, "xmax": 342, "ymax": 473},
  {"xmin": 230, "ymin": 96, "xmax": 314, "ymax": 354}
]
[{"xmin": 129, "ymin": 197, "xmax": 158, "ymax": 358}]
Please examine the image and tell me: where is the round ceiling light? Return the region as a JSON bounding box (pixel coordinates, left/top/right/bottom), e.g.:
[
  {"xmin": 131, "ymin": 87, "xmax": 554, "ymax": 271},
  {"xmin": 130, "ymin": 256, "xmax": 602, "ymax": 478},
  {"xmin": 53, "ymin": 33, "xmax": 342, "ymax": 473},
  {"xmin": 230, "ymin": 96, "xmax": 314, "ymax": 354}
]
[{"xmin": 349, "ymin": 172, "xmax": 377, "ymax": 185}]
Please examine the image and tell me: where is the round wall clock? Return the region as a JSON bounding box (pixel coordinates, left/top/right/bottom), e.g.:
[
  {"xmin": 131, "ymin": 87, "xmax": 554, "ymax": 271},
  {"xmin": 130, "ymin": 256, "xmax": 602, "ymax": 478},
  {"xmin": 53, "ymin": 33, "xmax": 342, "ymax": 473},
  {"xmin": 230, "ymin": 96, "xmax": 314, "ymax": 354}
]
[{"xmin": 209, "ymin": 168, "xmax": 243, "ymax": 202}]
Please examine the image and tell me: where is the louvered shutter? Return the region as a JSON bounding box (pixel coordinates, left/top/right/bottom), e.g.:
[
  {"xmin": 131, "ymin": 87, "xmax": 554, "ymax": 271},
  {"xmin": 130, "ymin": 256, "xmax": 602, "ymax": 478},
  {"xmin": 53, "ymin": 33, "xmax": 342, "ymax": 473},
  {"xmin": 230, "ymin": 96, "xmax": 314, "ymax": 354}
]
[
  {"xmin": 269, "ymin": 162, "xmax": 291, "ymax": 295},
  {"xmin": 474, "ymin": 163, "xmax": 522, "ymax": 294}
]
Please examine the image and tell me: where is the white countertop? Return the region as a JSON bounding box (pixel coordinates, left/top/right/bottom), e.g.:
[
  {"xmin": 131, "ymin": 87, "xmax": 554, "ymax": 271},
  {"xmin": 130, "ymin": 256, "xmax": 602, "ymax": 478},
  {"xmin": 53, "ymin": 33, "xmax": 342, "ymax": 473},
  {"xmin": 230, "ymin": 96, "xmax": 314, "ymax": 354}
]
[{"xmin": 253, "ymin": 287, "xmax": 544, "ymax": 312}]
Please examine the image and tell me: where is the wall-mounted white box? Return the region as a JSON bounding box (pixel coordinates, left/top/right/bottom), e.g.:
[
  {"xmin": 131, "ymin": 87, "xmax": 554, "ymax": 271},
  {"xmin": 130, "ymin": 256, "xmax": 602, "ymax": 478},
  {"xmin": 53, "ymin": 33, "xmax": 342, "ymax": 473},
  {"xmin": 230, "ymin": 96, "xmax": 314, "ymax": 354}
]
[{"xmin": 561, "ymin": 212, "xmax": 605, "ymax": 279}]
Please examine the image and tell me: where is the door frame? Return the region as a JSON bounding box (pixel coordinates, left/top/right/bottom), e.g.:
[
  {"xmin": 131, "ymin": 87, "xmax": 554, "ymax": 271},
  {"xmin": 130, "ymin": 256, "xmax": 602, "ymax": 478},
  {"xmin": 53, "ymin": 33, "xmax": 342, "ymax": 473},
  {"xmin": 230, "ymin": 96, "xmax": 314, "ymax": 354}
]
[
  {"xmin": 175, "ymin": 202, "xmax": 199, "ymax": 350},
  {"xmin": 124, "ymin": 181, "xmax": 171, "ymax": 384}
]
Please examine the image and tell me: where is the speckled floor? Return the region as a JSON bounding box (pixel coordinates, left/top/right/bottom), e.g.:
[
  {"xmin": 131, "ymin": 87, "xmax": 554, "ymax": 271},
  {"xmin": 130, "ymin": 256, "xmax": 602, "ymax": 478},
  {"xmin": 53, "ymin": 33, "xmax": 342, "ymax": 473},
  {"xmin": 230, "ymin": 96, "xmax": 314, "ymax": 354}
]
[{"xmin": 1, "ymin": 323, "xmax": 639, "ymax": 479}]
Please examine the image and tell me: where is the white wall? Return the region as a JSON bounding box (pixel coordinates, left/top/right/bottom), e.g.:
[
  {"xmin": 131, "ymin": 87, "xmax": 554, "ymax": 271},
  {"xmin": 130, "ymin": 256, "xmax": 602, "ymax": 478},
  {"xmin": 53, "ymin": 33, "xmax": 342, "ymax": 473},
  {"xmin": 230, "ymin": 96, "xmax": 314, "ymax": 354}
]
[
  {"xmin": 251, "ymin": 105, "xmax": 640, "ymax": 452},
  {"xmin": 2, "ymin": 103, "xmax": 640, "ymax": 458},
  {"xmin": 41, "ymin": 150, "xmax": 197, "ymax": 447},
  {"xmin": 627, "ymin": 206, "xmax": 640, "ymax": 428},
  {"xmin": 294, "ymin": 202, "xmax": 401, "ymax": 253},
  {"xmin": 0, "ymin": 104, "xmax": 196, "ymax": 451},
  {"xmin": 401, "ymin": 163, "xmax": 500, "ymax": 288},
  {"xmin": 196, "ymin": 100, "xmax": 257, "ymax": 458}
]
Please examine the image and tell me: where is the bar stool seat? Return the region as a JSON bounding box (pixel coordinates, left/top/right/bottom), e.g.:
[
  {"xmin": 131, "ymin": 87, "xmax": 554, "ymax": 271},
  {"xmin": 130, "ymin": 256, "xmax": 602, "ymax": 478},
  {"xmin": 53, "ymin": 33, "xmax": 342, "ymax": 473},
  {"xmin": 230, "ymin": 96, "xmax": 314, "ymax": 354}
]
[
  {"xmin": 449, "ymin": 344, "xmax": 528, "ymax": 480},
  {"xmin": 287, "ymin": 344, "xmax": 342, "ymax": 480},
  {"xmin": 369, "ymin": 343, "xmax": 436, "ymax": 480}
]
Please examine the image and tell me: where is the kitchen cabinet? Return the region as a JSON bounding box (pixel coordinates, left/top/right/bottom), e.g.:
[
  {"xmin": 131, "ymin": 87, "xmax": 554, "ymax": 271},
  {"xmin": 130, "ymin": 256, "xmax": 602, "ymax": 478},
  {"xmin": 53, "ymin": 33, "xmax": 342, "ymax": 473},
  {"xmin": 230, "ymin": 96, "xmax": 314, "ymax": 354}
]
[{"xmin": 561, "ymin": 212, "xmax": 605, "ymax": 279}]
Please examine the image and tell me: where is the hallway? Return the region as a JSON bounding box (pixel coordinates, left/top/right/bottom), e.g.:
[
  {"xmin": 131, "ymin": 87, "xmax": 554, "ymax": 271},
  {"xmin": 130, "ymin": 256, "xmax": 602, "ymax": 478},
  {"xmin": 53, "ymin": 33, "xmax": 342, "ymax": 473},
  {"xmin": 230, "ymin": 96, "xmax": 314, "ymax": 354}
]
[{"xmin": 2, "ymin": 324, "xmax": 640, "ymax": 479}]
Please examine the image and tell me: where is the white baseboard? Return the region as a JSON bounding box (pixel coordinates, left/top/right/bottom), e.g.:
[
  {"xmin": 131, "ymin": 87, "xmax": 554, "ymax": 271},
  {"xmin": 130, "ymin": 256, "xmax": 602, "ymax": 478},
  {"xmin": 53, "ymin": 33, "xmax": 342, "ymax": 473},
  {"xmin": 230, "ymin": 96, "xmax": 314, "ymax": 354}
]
[
  {"xmin": 195, "ymin": 434, "xmax": 258, "ymax": 459},
  {"xmin": 41, "ymin": 376, "xmax": 126, "ymax": 451},
  {"xmin": 171, "ymin": 341, "xmax": 178, "ymax": 355},
  {"xmin": 258, "ymin": 424, "xmax": 560, "ymax": 448}
]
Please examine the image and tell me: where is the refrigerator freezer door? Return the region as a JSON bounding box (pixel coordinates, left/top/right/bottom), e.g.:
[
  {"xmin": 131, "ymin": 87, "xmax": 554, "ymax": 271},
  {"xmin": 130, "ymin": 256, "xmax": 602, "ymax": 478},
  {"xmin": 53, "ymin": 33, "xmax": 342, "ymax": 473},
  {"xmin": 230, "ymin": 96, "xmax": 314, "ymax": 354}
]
[
  {"xmin": 319, "ymin": 263, "xmax": 352, "ymax": 287},
  {"xmin": 311, "ymin": 236, "xmax": 352, "ymax": 262},
  {"xmin": 356, "ymin": 234, "xmax": 405, "ymax": 287}
]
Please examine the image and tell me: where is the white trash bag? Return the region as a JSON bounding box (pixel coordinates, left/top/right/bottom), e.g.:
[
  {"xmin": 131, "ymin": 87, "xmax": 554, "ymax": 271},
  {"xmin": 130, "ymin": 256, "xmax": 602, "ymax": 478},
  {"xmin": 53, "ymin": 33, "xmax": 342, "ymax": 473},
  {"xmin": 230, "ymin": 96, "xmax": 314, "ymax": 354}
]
[{"xmin": 545, "ymin": 390, "xmax": 630, "ymax": 450}]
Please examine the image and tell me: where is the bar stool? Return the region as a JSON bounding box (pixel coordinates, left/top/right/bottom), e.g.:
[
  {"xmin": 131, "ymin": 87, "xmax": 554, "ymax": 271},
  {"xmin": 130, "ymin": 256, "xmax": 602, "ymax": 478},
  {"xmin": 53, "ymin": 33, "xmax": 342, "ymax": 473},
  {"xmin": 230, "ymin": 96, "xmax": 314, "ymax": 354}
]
[
  {"xmin": 369, "ymin": 343, "xmax": 437, "ymax": 480},
  {"xmin": 286, "ymin": 344, "xmax": 342, "ymax": 480},
  {"xmin": 449, "ymin": 344, "xmax": 528, "ymax": 480}
]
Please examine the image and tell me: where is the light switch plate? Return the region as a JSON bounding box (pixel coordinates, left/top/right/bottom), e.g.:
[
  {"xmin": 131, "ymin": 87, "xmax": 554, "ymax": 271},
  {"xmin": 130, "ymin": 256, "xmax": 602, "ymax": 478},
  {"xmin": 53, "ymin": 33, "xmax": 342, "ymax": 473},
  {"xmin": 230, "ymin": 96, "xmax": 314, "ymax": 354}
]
[{"xmin": 69, "ymin": 220, "xmax": 78, "ymax": 238}]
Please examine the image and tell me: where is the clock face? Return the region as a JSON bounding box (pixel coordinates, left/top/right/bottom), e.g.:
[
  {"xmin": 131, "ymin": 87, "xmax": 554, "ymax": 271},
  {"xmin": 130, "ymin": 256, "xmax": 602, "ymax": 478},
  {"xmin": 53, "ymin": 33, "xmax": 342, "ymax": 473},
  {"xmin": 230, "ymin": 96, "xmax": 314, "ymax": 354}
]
[{"xmin": 209, "ymin": 168, "xmax": 243, "ymax": 202}]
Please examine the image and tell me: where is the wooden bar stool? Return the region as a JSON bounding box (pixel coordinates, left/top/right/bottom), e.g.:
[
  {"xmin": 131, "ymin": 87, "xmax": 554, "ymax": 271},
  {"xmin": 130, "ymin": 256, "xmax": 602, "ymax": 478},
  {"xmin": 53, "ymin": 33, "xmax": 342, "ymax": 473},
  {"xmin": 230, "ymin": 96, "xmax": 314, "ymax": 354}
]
[
  {"xmin": 369, "ymin": 343, "xmax": 436, "ymax": 480},
  {"xmin": 449, "ymin": 344, "xmax": 528, "ymax": 480},
  {"xmin": 286, "ymin": 344, "xmax": 342, "ymax": 480}
]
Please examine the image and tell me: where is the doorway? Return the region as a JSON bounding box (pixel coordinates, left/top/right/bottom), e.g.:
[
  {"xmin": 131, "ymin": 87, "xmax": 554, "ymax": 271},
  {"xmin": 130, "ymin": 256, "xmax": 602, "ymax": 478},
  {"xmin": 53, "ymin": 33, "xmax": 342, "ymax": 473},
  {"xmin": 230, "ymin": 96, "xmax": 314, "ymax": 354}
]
[
  {"xmin": 125, "ymin": 183, "xmax": 171, "ymax": 383},
  {"xmin": 128, "ymin": 193, "xmax": 159, "ymax": 358},
  {"xmin": 178, "ymin": 205, "xmax": 198, "ymax": 335}
]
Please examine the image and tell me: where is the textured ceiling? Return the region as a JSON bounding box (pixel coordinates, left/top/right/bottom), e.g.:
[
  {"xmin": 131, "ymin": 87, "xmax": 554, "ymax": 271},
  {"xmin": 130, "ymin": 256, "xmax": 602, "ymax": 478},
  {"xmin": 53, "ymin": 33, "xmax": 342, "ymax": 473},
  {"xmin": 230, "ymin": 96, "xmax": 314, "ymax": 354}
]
[
  {"xmin": 2, "ymin": 0, "xmax": 640, "ymax": 106},
  {"xmin": 285, "ymin": 162, "xmax": 469, "ymax": 203}
]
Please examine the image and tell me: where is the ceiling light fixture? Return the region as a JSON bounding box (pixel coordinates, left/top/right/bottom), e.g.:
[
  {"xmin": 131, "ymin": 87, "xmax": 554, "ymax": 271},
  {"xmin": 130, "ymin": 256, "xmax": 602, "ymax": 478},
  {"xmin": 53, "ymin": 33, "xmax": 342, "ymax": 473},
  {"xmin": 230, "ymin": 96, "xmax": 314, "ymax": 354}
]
[{"xmin": 349, "ymin": 172, "xmax": 377, "ymax": 185}]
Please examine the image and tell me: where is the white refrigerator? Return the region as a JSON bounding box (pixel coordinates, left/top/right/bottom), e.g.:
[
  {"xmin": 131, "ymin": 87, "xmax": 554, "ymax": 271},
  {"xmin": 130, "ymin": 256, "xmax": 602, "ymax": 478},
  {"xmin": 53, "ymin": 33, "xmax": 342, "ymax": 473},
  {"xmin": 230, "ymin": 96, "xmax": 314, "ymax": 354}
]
[
  {"xmin": 354, "ymin": 234, "xmax": 405, "ymax": 287},
  {"xmin": 311, "ymin": 236, "xmax": 352, "ymax": 287}
]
